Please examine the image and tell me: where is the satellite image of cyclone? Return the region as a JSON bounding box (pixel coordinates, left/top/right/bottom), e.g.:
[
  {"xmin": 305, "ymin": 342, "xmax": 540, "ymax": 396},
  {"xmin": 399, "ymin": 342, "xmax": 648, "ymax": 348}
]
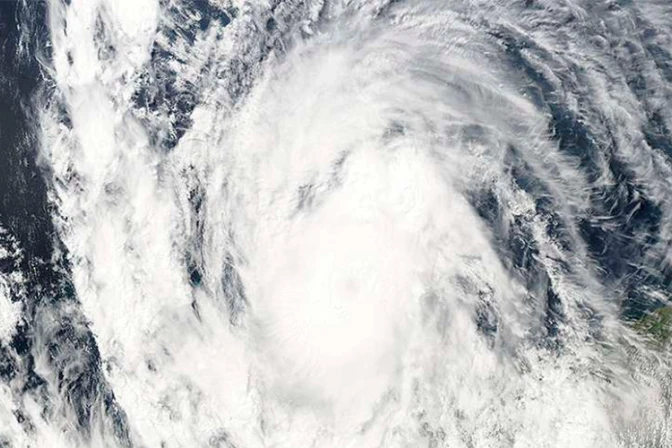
[{"xmin": 1, "ymin": 0, "xmax": 672, "ymax": 446}]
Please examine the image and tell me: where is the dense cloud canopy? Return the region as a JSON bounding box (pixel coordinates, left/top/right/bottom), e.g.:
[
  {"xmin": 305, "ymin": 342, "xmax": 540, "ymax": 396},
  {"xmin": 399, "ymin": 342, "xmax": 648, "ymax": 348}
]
[{"xmin": 0, "ymin": 0, "xmax": 671, "ymax": 447}]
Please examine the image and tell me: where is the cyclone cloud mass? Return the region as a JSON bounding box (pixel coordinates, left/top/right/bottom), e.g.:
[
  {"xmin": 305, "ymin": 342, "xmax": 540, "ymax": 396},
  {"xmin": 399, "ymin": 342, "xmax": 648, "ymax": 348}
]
[{"xmin": 0, "ymin": 0, "xmax": 671, "ymax": 447}]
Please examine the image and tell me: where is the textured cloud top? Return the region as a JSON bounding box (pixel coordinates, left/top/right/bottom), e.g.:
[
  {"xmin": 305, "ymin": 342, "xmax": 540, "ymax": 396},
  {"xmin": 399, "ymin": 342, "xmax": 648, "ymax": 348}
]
[{"xmin": 0, "ymin": 0, "xmax": 671, "ymax": 447}]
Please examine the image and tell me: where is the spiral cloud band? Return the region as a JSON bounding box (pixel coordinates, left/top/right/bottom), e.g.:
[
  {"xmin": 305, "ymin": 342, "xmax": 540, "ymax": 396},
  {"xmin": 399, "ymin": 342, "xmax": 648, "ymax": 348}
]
[{"xmin": 0, "ymin": 0, "xmax": 671, "ymax": 447}]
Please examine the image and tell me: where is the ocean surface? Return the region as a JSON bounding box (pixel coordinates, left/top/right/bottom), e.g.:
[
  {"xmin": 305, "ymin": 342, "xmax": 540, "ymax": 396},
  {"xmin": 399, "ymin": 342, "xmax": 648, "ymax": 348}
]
[{"xmin": 0, "ymin": 0, "xmax": 671, "ymax": 446}]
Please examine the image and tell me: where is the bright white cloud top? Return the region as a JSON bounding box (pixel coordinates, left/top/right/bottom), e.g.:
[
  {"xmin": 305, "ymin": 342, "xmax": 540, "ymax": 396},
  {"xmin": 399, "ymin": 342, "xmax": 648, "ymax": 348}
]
[{"xmin": 0, "ymin": 0, "xmax": 670, "ymax": 447}]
